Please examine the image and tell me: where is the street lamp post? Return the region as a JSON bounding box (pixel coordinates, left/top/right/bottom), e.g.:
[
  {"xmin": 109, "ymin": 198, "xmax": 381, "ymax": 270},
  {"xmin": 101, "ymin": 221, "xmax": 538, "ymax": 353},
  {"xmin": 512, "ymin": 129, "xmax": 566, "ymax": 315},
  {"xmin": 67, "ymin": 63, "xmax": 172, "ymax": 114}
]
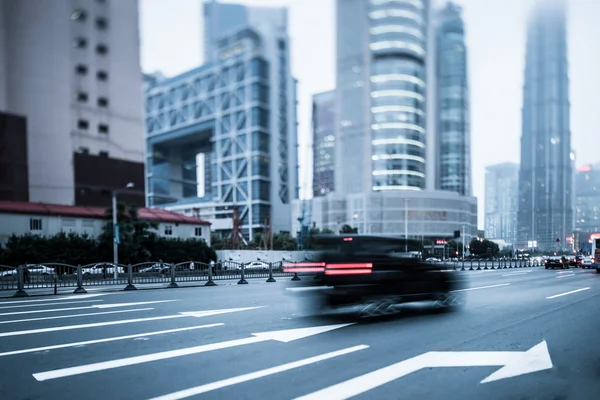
[{"xmin": 112, "ymin": 182, "xmax": 135, "ymax": 279}]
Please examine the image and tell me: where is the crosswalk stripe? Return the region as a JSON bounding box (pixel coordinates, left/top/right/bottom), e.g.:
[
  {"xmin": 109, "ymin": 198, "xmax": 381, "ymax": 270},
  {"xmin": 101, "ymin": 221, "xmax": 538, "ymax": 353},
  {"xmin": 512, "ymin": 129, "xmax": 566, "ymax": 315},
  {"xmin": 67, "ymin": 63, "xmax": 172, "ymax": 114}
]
[
  {"xmin": 0, "ymin": 308, "xmax": 154, "ymax": 325},
  {"xmin": 0, "ymin": 324, "xmax": 223, "ymax": 357},
  {"xmin": 148, "ymin": 345, "xmax": 369, "ymax": 400}
]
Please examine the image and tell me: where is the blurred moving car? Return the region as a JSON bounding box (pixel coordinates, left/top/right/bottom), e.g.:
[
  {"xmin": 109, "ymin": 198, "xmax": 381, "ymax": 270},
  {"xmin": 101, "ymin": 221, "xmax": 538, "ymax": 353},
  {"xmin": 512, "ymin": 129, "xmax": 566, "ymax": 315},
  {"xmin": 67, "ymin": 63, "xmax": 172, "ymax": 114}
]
[
  {"xmin": 286, "ymin": 235, "xmax": 466, "ymax": 318},
  {"xmin": 545, "ymin": 256, "xmax": 568, "ymax": 269},
  {"xmin": 0, "ymin": 264, "xmax": 55, "ymax": 278}
]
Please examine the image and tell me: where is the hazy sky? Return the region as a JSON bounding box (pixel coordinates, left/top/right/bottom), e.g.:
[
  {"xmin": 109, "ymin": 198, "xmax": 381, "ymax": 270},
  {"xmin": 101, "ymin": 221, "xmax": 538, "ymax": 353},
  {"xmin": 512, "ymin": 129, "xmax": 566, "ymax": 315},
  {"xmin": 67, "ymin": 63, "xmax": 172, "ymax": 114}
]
[{"xmin": 140, "ymin": 0, "xmax": 600, "ymax": 228}]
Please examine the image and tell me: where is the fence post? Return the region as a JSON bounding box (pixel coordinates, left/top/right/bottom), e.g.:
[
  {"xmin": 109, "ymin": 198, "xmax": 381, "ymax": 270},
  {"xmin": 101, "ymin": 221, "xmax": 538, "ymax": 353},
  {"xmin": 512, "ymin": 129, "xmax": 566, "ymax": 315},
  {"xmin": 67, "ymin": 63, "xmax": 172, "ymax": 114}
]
[
  {"xmin": 266, "ymin": 262, "xmax": 276, "ymax": 283},
  {"xmin": 205, "ymin": 262, "xmax": 217, "ymax": 286},
  {"xmin": 491, "ymin": 259, "xmax": 495, "ymax": 270},
  {"xmin": 477, "ymin": 260, "xmax": 481, "ymax": 271},
  {"xmin": 124, "ymin": 264, "xmax": 137, "ymax": 291},
  {"xmin": 468, "ymin": 259, "xmax": 473, "ymax": 271},
  {"xmin": 73, "ymin": 264, "xmax": 87, "ymax": 294},
  {"xmin": 54, "ymin": 275, "xmax": 58, "ymax": 295},
  {"xmin": 238, "ymin": 263, "xmax": 248, "ymax": 285},
  {"xmin": 460, "ymin": 260, "xmax": 465, "ymax": 271},
  {"xmin": 167, "ymin": 263, "xmax": 179, "ymax": 288},
  {"xmin": 13, "ymin": 265, "xmax": 28, "ymax": 297}
]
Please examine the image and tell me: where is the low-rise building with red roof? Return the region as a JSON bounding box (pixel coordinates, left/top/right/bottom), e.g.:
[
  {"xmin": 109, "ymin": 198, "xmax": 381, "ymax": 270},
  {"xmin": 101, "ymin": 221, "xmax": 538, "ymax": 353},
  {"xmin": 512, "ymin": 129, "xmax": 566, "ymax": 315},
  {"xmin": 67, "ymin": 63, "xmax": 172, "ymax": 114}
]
[{"xmin": 0, "ymin": 201, "xmax": 211, "ymax": 245}]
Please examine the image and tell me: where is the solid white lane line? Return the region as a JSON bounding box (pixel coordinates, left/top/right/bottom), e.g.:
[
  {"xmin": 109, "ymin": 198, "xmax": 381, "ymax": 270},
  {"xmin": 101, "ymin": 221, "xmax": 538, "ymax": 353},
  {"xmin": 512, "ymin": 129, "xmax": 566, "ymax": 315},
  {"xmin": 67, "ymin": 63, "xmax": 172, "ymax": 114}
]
[
  {"xmin": 0, "ymin": 300, "xmax": 102, "ymax": 310},
  {"xmin": 0, "ymin": 307, "xmax": 263, "ymax": 338},
  {"xmin": 34, "ymin": 336, "xmax": 266, "ymax": 381},
  {"xmin": 148, "ymin": 345, "xmax": 370, "ymax": 400},
  {"xmin": 0, "ymin": 324, "xmax": 223, "ymax": 358},
  {"xmin": 452, "ymin": 283, "xmax": 511, "ymax": 292},
  {"xmin": 0, "ymin": 300, "xmax": 176, "ymax": 317},
  {"xmin": 0, "ymin": 314, "xmax": 187, "ymax": 338},
  {"xmin": 501, "ymin": 272, "xmax": 529, "ymax": 277},
  {"xmin": 546, "ymin": 287, "xmax": 590, "ymax": 299},
  {"xmin": 0, "ymin": 308, "xmax": 154, "ymax": 325},
  {"xmin": 556, "ymin": 274, "xmax": 575, "ymax": 279}
]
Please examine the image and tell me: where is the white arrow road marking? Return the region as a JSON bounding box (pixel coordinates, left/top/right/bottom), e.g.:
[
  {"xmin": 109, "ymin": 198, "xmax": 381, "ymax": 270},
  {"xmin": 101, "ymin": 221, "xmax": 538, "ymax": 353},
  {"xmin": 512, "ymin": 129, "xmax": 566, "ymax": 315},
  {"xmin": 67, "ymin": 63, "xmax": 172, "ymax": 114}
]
[
  {"xmin": 295, "ymin": 341, "xmax": 553, "ymax": 400},
  {"xmin": 0, "ymin": 293, "xmax": 112, "ymax": 305},
  {"xmin": 0, "ymin": 306, "xmax": 263, "ymax": 338},
  {"xmin": 0, "ymin": 300, "xmax": 177, "ymax": 317},
  {"xmin": 451, "ymin": 283, "xmax": 510, "ymax": 292},
  {"xmin": 149, "ymin": 345, "xmax": 369, "ymax": 400},
  {"xmin": 0, "ymin": 308, "xmax": 154, "ymax": 325},
  {"xmin": 0, "ymin": 300, "xmax": 103, "ymax": 310},
  {"xmin": 0, "ymin": 324, "xmax": 223, "ymax": 358},
  {"xmin": 546, "ymin": 287, "xmax": 590, "ymax": 299},
  {"xmin": 33, "ymin": 323, "xmax": 353, "ymax": 381}
]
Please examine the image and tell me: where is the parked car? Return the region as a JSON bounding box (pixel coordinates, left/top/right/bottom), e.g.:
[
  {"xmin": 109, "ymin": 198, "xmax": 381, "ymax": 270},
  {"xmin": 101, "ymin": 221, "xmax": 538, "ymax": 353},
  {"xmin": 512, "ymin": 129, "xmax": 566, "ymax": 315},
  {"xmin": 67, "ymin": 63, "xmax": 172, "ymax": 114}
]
[
  {"xmin": 82, "ymin": 263, "xmax": 124, "ymax": 275},
  {"xmin": 238, "ymin": 261, "xmax": 270, "ymax": 271}
]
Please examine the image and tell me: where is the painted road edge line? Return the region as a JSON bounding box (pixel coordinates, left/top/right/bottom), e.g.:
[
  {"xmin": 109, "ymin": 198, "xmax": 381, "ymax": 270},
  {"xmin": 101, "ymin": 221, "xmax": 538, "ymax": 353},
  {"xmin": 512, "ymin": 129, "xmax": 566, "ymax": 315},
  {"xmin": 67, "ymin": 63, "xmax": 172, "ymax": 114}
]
[
  {"xmin": 0, "ymin": 324, "xmax": 223, "ymax": 358},
  {"xmin": 452, "ymin": 283, "xmax": 510, "ymax": 293},
  {"xmin": 0, "ymin": 300, "xmax": 103, "ymax": 310},
  {"xmin": 148, "ymin": 345, "xmax": 370, "ymax": 400},
  {"xmin": 546, "ymin": 287, "xmax": 590, "ymax": 299},
  {"xmin": 555, "ymin": 274, "xmax": 575, "ymax": 279}
]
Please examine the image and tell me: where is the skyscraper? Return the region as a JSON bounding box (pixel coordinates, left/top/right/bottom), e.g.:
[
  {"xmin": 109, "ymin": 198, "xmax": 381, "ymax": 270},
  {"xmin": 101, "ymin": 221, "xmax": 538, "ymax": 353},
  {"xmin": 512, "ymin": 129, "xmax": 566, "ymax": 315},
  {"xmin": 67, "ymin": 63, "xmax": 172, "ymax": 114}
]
[
  {"xmin": 517, "ymin": 0, "xmax": 573, "ymax": 250},
  {"xmin": 575, "ymin": 164, "xmax": 600, "ymax": 234},
  {"xmin": 312, "ymin": 91, "xmax": 336, "ymax": 197},
  {"xmin": 146, "ymin": 0, "xmax": 298, "ymax": 239},
  {"xmin": 485, "ymin": 163, "xmax": 519, "ymax": 244},
  {"xmin": 0, "ymin": 0, "xmax": 145, "ymax": 206},
  {"xmin": 293, "ymin": 0, "xmax": 478, "ymax": 247},
  {"xmin": 435, "ymin": 2, "xmax": 471, "ymax": 196},
  {"xmin": 335, "ymin": 0, "xmax": 429, "ymax": 194}
]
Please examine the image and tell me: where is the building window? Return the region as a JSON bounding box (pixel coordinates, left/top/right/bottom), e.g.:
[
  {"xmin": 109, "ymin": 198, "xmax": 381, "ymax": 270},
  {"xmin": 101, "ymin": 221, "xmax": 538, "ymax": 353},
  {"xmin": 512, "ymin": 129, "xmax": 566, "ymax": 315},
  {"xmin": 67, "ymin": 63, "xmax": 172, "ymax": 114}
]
[
  {"xmin": 77, "ymin": 92, "xmax": 88, "ymax": 103},
  {"xmin": 73, "ymin": 37, "xmax": 88, "ymax": 48},
  {"xmin": 96, "ymin": 17, "xmax": 108, "ymax": 29},
  {"xmin": 97, "ymin": 70, "xmax": 108, "ymax": 81},
  {"xmin": 71, "ymin": 10, "xmax": 87, "ymax": 21},
  {"xmin": 78, "ymin": 119, "xmax": 89, "ymax": 129},
  {"xmin": 194, "ymin": 227, "xmax": 202, "ymax": 237},
  {"xmin": 99, "ymin": 150, "xmax": 109, "ymax": 157},
  {"xmin": 98, "ymin": 124, "xmax": 109, "ymax": 134},
  {"xmin": 96, "ymin": 44, "xmax": 108, "ymax": 54},
  {"xmin": 164, "ymin": 225, "xmax": 173, "ymax": 236},
  {"xmin": 29, "ymin": 218, "xmax": 42, "ymax": 231},
  {"xmin": 98, "ymin": 97, "xmax": 109, "ymax": 107},
  {"xmin": 75, "ymin": 65, "xmax": 88, "ymax": 75}
]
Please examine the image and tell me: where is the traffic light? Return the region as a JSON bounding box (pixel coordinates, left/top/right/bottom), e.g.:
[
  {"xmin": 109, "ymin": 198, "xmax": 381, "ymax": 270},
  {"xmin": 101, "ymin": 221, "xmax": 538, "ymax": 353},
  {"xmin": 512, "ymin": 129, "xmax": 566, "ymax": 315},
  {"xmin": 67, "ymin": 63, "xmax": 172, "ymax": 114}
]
[{"xmin": 453, "ymin": 230, "xmax": 461, "ymax": 238}]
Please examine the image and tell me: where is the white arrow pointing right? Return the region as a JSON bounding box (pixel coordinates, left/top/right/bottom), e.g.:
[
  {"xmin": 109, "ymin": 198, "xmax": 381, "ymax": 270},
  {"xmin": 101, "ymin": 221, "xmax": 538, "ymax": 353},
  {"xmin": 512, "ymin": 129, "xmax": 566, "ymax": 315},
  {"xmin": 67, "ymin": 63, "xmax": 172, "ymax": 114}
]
[
  {"xmin": 296, "ymin": 341, "xmax": 553, "ymax": 400},
  {"xmin": 33, "ymin": 323, "xmax": 354, "ymax": 382}
]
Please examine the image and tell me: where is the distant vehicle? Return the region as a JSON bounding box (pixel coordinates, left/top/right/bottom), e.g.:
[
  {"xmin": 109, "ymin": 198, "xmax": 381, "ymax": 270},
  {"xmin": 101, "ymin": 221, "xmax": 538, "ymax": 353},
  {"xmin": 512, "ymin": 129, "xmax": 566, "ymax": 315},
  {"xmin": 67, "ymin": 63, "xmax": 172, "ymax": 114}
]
[
  {"xmin": 139, "ymin": 263, "xmax": 171, "ymax": 274},
  {"xmin": 82, "ymin": 263, "xmax": 124, "ymax": 275},
  {"xmin": 581, "ymin": 257, "xmax": 594, "ymax": 268},
  {"xmin": 426, "ymin": 257, "xmax": 441, "ymax": 263},
  {"xmin": 545, "ymin": 256, "xmax": 568, "ymax": 269},
  {"xmin": 1, "ymin": 265, "xmax": 55, "ymax": 279},
  {"xmin": 238, "ymin": 261, "xmax": 269, "ymax": 270},
  {"xmin": 286, "ymin": 235, "xmax": 466, "ymax": 318}
]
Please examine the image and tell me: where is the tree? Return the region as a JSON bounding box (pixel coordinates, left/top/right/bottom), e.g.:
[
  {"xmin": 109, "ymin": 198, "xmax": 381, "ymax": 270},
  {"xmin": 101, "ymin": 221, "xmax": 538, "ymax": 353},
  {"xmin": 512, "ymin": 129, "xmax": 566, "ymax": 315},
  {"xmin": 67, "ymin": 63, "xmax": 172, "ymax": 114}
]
[
  {"xmin": 272, "ymin": 232, "xmax": 298, "ymax": 251},
  {"xmin": 98, "ymin": 203, "xmax": 159, "ymax": 264},
  {"xmin": 468, "ymin": 238, "xmax": 500, "ymax": 257},
  {"xmin": 321, "ymin": 228, "xmax": 335, "ymax": 234},
  {"xmin": 339, "ymin": 224, "xmax": 358, "ymax": 234}
]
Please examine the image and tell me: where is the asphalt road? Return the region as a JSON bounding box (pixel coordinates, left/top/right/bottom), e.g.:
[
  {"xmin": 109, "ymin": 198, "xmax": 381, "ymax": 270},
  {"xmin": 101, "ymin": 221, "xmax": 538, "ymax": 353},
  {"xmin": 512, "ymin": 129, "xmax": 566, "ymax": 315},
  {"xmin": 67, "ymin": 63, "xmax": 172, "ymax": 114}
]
[{"xmin": 0, "ymin": 266, "xmax": 599, "ymax": 399}]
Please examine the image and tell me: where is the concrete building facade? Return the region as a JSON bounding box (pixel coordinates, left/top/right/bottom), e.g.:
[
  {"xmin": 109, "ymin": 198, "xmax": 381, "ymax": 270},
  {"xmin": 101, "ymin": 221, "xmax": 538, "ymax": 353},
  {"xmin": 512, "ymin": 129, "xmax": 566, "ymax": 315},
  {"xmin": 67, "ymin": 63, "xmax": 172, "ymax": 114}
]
[
  {"xmin": 312, "ymin": 90, "xmax": 336, "ymax": 197},
  {"xmin": 484, "ymin": 163, "xmax": 519, "ymax": 244},
  {"xmin": 0, "ymin": 0, "xmax": 146, "ymax": 206}
]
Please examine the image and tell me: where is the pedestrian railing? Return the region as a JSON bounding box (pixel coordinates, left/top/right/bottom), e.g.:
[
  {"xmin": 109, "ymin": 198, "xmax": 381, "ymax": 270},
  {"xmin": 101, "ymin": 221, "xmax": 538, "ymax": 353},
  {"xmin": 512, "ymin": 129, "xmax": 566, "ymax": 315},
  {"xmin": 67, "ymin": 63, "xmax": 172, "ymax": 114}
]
[{"xmin": 0, "ymin": 258, "xmax": 547, "ymax": 297}]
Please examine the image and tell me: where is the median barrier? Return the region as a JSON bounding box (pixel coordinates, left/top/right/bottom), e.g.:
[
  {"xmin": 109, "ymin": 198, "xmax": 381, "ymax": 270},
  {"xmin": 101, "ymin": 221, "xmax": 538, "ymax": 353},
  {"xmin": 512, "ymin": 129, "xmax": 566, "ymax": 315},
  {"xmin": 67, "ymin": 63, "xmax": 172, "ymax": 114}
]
[{"xmin": 0, "ymin": 258, "xmax": 548, "ymax": 297}]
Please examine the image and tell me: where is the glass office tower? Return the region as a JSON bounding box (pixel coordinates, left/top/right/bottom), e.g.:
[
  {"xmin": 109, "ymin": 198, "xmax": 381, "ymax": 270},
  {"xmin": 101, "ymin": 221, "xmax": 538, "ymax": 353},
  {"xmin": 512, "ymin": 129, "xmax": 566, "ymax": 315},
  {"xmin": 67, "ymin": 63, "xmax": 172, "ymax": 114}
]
[{"xmin": 517, "ymin": 0, "xmax": 573, "ymax": 250}]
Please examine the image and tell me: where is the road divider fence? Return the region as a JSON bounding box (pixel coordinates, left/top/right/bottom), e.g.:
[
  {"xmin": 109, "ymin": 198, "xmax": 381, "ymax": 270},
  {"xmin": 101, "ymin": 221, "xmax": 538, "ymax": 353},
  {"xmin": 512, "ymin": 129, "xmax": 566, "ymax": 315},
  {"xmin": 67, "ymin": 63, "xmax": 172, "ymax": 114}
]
[{"xmin": 0, "ymin": 258, "xmax": 544, "ymax": 297}]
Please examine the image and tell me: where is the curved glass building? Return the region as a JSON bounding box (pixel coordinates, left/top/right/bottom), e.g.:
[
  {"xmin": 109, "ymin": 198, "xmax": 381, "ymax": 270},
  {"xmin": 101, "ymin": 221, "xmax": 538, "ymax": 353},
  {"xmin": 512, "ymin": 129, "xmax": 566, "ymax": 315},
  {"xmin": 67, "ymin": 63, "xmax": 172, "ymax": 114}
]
[{"xmin": 368, "ymin": 0, "xmax": 428, "ymax": 191}]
